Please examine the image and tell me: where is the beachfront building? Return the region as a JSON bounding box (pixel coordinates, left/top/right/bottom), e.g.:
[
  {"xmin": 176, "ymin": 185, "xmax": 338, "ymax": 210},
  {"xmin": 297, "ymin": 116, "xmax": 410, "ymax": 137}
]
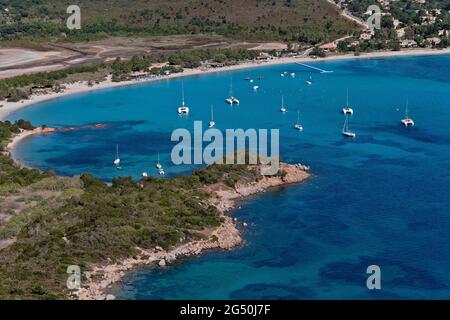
[
  {"xmin": 400, "ymin": 39, "xmax": 418, "ymax": 48},
  {"xmin": 426, "ymin": 37, "xmax": 442, "ymax": 46},
  {"xmin": 319, "ymin": 43, "xmax": 337, "ymax": 53}
]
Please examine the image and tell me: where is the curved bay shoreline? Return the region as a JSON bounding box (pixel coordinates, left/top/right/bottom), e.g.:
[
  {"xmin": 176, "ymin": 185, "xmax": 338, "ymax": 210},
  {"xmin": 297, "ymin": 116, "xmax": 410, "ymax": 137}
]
[{"xmin": 1, "ymin": 47, "xmax": 450, "ymax": 122}]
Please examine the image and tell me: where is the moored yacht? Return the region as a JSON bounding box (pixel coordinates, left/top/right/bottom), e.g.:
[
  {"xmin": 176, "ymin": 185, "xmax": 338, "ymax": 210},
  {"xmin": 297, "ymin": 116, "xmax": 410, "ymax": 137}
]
[
  {"xmin": 114, "ymin": 144, "xmax": 121, "ymax": 168},
  {"xmin": 280, "ymin": 96, "xmax": 287, "ymax": 113},
  {"xmin": 401, "ymin": 99, "xmax": 415, "ymax": 126},
  {"xmin": 156, "ymin": 152, "xmax": 162, "ymax": 170},
  {"xmin": 225, "ymin": 78, "xmax": 240, "ymax": 105},
  {"xmin": 342, "ymin": 115, "xmax": 356, "ymax": 138},
  {"xmin": 342, "ymin": 89, "xmax": 354, "ymax": 115},
  {"xmin": 209, "ymin": 105, "xmax": 216, "ymax": 128},
  {"xmin": 177, "ymin": 82, "xmax": 190, "ymax": 114},
  {"xmin": 294, "ymin": 110, "xmax": 303, "ymax": 131}
]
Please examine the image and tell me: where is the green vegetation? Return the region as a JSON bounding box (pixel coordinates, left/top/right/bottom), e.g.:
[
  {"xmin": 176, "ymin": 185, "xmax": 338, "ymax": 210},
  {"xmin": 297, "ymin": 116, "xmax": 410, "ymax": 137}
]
[
  {"xmin": 0, "ymin": 120, "xmax": 263, "ymax": 299},
  {"xmin": 0, "ymin": 0, "xmax": 358, "ymax": 44},
  {"xmin": 0, "ymin": 121, "xmax": 51, "ymax": 190},
  {"xmin": 0, "ymin": 66, "xmax": 99, "ymax": 102},
  {"xmin": 332, "ymin": 0, "xmax": 450, "ymax": 53}
]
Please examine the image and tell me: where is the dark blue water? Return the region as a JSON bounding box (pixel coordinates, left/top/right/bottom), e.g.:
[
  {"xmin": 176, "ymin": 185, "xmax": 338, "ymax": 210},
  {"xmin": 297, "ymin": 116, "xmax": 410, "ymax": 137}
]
[{"xmin": 8, "ymin": 55, "xmax": 450, "ymax": 299}]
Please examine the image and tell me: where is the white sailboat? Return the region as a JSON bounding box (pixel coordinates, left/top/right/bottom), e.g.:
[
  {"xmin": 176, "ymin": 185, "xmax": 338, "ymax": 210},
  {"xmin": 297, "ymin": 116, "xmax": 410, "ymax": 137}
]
[
  {"xmin": 177, "ymin": 82, "xmax": 190, "ymax": 114},
  {"xmin": 209, "ymin": 105, "xmax": 216, "ymax": 128},
  {"xmin": 156, "ymin": 152, "xmax": 163, "ymax": 170},
  {"xmin": 342, "ymin": 115, "xmax": 356, "ymax": 138},
  {"xmin": 401, "ymin": 99, "xmax": 415, "ymax": 126},
  {"xmin": 342, "ymin": 89, "xmax": 354, "ymax": 115},
  {"xmin": 225, "ymin": 78, "xmax": 240, "ymax": 105},
  {"xmin": 280, "ymin": 96, "xmax": 287, "ymax": 113},
  {"xmin": 114, "ymin": 144, "xmax": 121, "ymax": 168},
  {"xmin": 294, "ymin": 110, "xmax": 303, "ymax": 131}
]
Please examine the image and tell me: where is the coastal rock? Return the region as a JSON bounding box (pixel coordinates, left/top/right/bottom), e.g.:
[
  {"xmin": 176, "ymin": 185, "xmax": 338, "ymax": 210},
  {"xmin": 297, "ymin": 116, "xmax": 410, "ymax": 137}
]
[
  {"xmin": 165, "ymin": 253, "xmax": 176, "ymax": 263},
  {"xmin": 158, "ymin": 259, "xmax": 167, "ymax": 267}
]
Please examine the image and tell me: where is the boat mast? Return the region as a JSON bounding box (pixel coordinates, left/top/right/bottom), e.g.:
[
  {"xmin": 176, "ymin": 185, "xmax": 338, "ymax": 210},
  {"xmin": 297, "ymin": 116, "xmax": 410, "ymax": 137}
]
[
  {"xmin": 116, "ymin": 144, "xmax": 119, "ymax": 159},
  {"xmin": 229, "ymin": 77, "xmax": 233, "ymax": 97},
  {"xmin": 211, "ymin": 105, "xmax": 214, "ymax": 121},
  {"xmin": 405, "ymin": 98, "xmax": 409, "ymax": 118},
  {"xmin": 297, "ymin": 110, "xmax": 300, "ymax": 125},
  {"xmin": 181, "ymin": 82, "xmax": 185, "ymax": 107},
  {"xmin": 346, "ymin": 88, "xmax": 349, "ymax": 107}
]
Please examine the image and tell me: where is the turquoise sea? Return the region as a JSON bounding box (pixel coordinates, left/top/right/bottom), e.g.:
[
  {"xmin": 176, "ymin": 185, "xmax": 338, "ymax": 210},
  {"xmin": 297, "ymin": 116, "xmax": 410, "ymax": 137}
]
[{"xmin": 8, "ymin": 54, "xmax": 450, "ymax": 299}]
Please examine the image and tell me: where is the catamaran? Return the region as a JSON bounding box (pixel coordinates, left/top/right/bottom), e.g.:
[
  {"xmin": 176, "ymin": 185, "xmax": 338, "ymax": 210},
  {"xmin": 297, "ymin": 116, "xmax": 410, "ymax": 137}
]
[
  {"xmin": 342, "ymin": 89, "xmax": 354, "ymax": 115},
  {"xmin": 114, "ymin": 144, "xmax": 121, "ymax": 168},
  {"xmin": 280, "ymin": 96, "xmax": 287, "ymax": 113},
  {"xmin": 225, "ymin": 78, "xmax": 240, "ymax": 105},
  {"xmin": 177, "ymin": 82, "xmax": 190, "ymax": 114},
  {"xmin": 342, "ymin": 114, "xmax": 356, "ymax": 138},
  {"xmin": 209, "ymin": 105, "xmax": 216, "ymax": 128},
  {"xmin": 294, "ymin": 110, "xmax": 303, "ymax": 131},
  {"xmin": 401, "ymin": 99, "xmax": 415, "ymax": 126}
]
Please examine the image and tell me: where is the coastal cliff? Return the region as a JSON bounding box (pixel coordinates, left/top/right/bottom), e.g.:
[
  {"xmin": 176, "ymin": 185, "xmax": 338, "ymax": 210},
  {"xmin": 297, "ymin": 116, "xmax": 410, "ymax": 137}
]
[{"xmin": 75, "ymin": 163, "xmax": 311, "ymax": 300}]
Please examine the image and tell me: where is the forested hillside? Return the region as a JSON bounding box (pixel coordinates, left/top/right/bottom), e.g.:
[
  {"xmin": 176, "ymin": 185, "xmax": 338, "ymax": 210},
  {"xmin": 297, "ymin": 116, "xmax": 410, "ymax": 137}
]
[{"xmin": 0, "ymin": 0, "xmax": 359, "ymax": 44}]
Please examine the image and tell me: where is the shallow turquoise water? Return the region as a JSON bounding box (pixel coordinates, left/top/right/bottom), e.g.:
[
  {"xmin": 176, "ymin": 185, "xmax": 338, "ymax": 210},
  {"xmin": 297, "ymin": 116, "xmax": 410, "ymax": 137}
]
[{"xmin": 8, "ymin": 55, "xmax": 450, "ymax": 299}]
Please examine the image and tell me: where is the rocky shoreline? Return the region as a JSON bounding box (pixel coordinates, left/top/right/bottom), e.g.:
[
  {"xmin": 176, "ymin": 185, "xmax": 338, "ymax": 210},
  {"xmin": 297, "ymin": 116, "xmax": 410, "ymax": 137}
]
[{"xmin": 74, "ymin": 162, "xmax": 311, "ymax": 300}]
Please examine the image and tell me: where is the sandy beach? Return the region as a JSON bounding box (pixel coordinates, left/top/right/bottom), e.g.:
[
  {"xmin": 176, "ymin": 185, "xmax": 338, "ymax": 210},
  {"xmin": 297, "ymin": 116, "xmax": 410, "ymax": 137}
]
[
  {"xmin": 1, "ymin": 47, "xmax": 450, "ymax": 123},
  {"xmin": 4, "ymin": 127, "xmax": 56, "ymax": 163}
]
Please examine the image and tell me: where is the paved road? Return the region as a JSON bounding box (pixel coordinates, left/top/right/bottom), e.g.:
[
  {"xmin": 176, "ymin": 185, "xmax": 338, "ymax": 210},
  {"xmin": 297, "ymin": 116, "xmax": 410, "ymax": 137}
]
[{"xmin": 326, "ymin": 0, "xmax": 369, "ymax": 29}]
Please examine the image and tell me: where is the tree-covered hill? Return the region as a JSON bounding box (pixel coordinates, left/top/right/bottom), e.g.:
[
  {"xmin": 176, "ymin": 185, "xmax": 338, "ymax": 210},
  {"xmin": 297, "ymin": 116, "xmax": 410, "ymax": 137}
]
[{"xmin": 0, "ymin": 0, "xmax": 359, "ymax": 44}]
